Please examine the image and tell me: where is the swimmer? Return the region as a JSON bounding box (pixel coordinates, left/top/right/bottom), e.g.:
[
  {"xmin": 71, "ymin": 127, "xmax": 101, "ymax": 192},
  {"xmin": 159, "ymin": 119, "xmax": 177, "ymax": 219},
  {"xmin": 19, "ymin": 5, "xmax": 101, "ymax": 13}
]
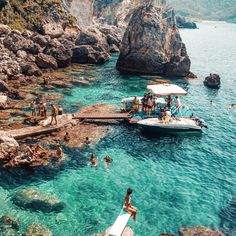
[
  {"xmin": 229, "ymin": 104, "xmax": 236, "ymax": 109},
  {"xmin": 103, "ymin": 156, "xmax": 113, "ymax": 168},
  {"xmin": 90, "ymin": 153, "xmax": 98, "ymax": 167}
]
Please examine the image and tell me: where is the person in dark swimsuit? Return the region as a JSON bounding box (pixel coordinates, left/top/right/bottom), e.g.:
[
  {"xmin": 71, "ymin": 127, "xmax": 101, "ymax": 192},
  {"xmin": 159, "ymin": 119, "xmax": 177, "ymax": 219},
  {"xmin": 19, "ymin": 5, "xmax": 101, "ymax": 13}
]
[{"xmin": 123, "ymin": 188, "xmax": 137, "ymax": 221}]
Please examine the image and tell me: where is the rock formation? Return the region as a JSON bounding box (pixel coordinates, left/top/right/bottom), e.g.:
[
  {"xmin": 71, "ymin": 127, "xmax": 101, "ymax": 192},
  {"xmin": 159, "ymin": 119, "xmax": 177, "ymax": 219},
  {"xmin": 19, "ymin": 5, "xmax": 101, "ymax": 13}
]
[
  {"xmin": 12, "ymin": 188, "xmax": 65, "ymax": 213},
  {"xmin": 116, "ymin": 2, "xmax": 191, "ymax": 76},
  {"xmin": 0, "ymin": 215, "xmax": 20, "ymax": 236},
  {"xmin": 24, "ymin": 224, "xmax": 53, "ymax": 236},
  {"xmin": 176, "ymin": 16, "xmax": 197, "ymax": 29},
  {"xmin": 0, "ymin": 132, "xmax": 19, "ymax": 164},
  {"xmin": 203, "ymin": 73, "xmax": 221, "ymax": 89},
  {"xmin": 179, "ymin": 226, "xmax": 225, "ymax": 236}
]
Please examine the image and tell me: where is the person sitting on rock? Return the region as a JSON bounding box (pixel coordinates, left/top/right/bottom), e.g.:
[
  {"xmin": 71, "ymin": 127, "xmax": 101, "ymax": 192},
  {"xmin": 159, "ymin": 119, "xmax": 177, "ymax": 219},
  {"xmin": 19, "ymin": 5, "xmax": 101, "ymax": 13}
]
[
  {"xmin": 103, "ymin": 156, "xmax": 113, "ymax": 168},
  {"xmin": 58, "ymin": 105, "xmax": 63, "ymax": 115},
  {"xmin": 123, "ymin": 188, "xmax": 137, "ymax": 221},
  {"xmin": 64, "ymin": 132, "xmax": 70, "ymax": 142},
  {"xmin": 90, "ymin": 153, "xmax": 98, "ymax": 167},
  {"xmin": 85, "ymin": 137, "xmax": 91, "ymax": 145},
  {"xmin": 50, "ymin": 104, "xmax": 58, "ymax": 125},
  {"xmin": 56, "ymin": 144, "xmax": 63, "ymax": 159}
]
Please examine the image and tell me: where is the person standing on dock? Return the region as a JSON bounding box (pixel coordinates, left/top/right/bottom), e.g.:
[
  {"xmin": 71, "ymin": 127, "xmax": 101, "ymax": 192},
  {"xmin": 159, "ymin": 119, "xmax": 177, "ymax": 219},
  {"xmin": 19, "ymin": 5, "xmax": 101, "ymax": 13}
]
[
  {"xmin": 123, "ymin": 188, "xmax": 137, "ymax": 221},
  {"xmin": 31, "ymin": 99, "xmax": 36, "ymax": 117},
  {"xmin": 50, "ymin": 104, "xmax": 58, "ymax": 125}
]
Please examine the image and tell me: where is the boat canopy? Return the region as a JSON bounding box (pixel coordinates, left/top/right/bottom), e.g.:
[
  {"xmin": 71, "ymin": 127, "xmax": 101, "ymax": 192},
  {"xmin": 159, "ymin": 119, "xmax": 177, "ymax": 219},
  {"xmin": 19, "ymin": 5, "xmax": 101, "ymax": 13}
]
[{"xmin": 147, "ymin": 84, "xmax": 187, "ymax": 96}]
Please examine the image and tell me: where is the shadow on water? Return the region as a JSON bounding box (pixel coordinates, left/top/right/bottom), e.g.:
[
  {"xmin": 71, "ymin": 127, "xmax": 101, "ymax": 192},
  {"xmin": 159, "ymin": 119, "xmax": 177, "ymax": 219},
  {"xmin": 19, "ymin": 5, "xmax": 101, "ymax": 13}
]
[{"xmin": 219, "ymin": 198, "xmax": 236, "ymax": 236}]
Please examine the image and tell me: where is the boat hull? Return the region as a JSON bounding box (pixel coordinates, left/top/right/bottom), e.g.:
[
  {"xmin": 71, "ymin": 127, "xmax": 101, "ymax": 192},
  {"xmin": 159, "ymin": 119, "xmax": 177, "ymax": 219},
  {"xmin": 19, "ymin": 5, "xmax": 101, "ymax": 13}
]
[{"xmin": 137, "ymin": 118, "xmax": 202, "ymax": 134}]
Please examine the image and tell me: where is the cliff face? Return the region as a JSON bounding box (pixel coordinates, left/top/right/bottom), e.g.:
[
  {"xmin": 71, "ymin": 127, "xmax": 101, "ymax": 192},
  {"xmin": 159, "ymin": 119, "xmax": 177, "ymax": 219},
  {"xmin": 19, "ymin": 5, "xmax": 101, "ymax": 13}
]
[
  {"xmin": 116, "ymin": 3, "xmax": 191, "ymax": 76},
  {"xmin": 64, "ymin": 0, "xmax": 94, "ymax": 28}
]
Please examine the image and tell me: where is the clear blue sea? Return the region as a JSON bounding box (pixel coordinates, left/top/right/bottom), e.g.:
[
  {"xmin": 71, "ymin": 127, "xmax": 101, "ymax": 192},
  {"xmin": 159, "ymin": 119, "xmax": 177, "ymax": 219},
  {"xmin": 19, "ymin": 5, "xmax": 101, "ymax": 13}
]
[{"xmin": 1, "ymin": 22, "xmax": 236, "ymax": 236}]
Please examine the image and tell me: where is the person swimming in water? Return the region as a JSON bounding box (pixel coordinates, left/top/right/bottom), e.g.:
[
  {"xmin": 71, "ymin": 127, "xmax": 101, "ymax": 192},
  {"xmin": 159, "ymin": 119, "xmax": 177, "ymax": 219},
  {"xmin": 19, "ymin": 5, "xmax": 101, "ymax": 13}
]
[
  {"xmin": 90, "ymin": 153, "xmax": 98, "ymax": 167},
  {"xmin": 103, "ymin": 156, "xmax": 113, "ymax": 168},
  {"xmin": 123, "ymin": 188, "xmax": 137, "ymax": 221}
]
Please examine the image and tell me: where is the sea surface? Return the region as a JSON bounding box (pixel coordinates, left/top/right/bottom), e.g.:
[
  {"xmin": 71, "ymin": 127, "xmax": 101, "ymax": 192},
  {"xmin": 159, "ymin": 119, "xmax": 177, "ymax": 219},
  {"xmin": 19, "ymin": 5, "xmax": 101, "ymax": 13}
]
[{"xmin": 1, "ymin": 22, "xmax": 236, "ymax": 236}]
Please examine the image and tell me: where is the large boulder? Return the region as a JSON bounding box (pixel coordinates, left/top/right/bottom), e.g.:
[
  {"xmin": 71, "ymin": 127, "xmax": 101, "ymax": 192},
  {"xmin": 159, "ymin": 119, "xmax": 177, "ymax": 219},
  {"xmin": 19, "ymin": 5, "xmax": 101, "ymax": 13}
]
[
  {"xmin": 35, "ymin": 53, "xmax": 58, "ymax": 69},
  {"xmin": 43, "ymin": 38, "xmax": 73, "ymax": 68},
  {"xmin": 0, "ymin": 47, "xmax": 22, "ymax": 79},
  {"xmin": 179, "ymin": 226, "xmax": 225, "ymax": 236},
  {"xmin": 176, "ymin": 16, "xmax": 197, "ymax": 29},
  {"xmin": 203, "ymin": 73, "xmax": 221, "ymax": 89},
  {"xmin": 0, "ymin": 79, "xmax": 10, "ymax": 92},
  {"xmin": 24, "ymin": 224, "xmax": 52, "ymax": 236},
  {"xmin": 12, "ymin": 188, "xmax": 65, "ymax": 213},
  {"xmin": 3, "ymin": 31, "xmax": 40, "ymax": 54},
  {"xmin": 42, "ymin": 23, "xmax": 64, "ymax": 38},
  {"xmin": 0, "ymin": 215, "xmax": 20, "ymax": 236},
  {"xmin": 0, "ymin": 132, "xmax": 19, "ymax": 163},
  {"xmin": 116, "ymin": 2, "xmax": 191, "ymax": 76},
  {"xmin": 0, "ymin": 23, "xmax": 11, "ymax": 35},
  {"xmin": 20, "ymin": 63, "xmax": 42, "ymax": 76},
  {"xmin": 72, "ymin": 45, "xmax": 110, "ymax": 64},
  {"xmin": 32, "ymin": 34, "xmax": 51, "ymax": 48}
]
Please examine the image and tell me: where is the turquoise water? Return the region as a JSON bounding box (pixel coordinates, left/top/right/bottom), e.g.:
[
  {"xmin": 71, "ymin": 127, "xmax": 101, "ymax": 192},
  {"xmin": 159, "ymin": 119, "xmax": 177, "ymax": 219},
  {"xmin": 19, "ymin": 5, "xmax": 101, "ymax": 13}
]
[{"xmin": 1, "ymin": 22, "xmax": 236, "ymax": 236}]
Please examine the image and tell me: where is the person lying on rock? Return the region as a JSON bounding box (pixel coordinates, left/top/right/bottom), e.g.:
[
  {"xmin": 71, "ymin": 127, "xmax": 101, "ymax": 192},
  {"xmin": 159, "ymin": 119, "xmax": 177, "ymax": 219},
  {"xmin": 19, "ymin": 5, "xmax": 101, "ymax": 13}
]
[
  {"xmin": 103, "ymin": 156, "xmax": 113, "ymax": 168},
  {"xmin": 90, "ymin": 153, "xmax": 98, "ymax": 167},
  {"xmin": 34, "ymin": 144, "xmax": 47, "ymax": 158}
]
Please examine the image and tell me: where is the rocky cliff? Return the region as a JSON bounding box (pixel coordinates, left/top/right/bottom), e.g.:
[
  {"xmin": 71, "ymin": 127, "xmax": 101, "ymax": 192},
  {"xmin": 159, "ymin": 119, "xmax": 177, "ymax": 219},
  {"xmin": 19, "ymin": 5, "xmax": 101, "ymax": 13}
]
[
  {"xmin": 116, "ymin": 2, "xmax": 191, "ymax": 76},
  {"xmin": 64, "ymin": 0, "xmax": 95, "ymax": 28}
]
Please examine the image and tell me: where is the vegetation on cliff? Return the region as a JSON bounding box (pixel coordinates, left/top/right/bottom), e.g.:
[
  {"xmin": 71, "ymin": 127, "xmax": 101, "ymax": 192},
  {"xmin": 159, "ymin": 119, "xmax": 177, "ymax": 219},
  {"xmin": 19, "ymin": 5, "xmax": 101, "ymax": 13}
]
[{"xmin": 0, "ymin": 0, "xmax": 74, "ymax": 31}]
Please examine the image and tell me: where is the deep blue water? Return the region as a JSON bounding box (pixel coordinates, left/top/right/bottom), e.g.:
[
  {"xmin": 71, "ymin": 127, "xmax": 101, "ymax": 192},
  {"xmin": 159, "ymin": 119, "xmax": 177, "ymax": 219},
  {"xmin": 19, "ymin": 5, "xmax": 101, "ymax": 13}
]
[{"xmin": 1, "ymin": 22, "xmax": 236, "ymax": 236}]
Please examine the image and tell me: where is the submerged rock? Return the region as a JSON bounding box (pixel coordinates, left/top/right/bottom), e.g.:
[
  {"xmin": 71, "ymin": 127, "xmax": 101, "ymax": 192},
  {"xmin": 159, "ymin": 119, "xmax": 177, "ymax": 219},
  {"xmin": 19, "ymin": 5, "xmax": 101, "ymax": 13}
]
[
  {"xmin": 24, "ymin": 224, "xmax": 52, "ymax": 236},
  {"xmin": 179, "ymin": 226, "xmax": 225, "ymax": 236},
  {"xmin": 204, "ymin": 73, "xmax": 221, "ymax": 89},
  {"xmin": 12, "ymin": 189, "xmax": 65, "ymax": 213},
  {"xmin": 219, "ymin": 198, "xmax": 236, "ymax": 236},
  {"xmin": 116, "ymin": 2, "xmax": 191, "ymax": 76},
  {"xmin": 0, "ymin": 215, "xmax": 20, "ymax": 236}
]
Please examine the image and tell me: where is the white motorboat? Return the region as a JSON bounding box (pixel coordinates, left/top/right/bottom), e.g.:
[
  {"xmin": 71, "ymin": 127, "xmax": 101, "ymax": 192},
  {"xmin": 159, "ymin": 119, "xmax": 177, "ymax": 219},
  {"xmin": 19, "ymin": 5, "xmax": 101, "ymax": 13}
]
[{"xmin": 137, "ymin": 117, "xmax": 207, "ymax": 133}]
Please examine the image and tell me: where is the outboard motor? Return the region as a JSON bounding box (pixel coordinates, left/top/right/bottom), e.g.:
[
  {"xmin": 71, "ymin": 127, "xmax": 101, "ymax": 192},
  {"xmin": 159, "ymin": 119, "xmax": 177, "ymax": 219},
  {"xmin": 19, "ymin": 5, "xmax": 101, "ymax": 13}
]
[{"xmin": 195, "ymin": 118, "xmax": 208, "ymax": 129}]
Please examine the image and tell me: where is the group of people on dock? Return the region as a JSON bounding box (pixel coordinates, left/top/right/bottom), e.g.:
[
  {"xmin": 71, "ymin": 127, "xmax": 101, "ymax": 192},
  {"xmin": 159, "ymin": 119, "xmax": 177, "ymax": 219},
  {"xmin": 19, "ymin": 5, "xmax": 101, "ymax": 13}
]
[{"xmin": 31, "ymin": 98, "xmax": 63, "ymax": 125}]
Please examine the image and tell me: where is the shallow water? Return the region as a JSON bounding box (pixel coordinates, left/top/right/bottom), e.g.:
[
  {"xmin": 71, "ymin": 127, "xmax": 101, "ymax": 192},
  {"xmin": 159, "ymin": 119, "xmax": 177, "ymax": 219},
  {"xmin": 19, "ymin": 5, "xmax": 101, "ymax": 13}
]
[{"xmin": 1, "ymin": 22, "xmax": 236, "ymax": 236}]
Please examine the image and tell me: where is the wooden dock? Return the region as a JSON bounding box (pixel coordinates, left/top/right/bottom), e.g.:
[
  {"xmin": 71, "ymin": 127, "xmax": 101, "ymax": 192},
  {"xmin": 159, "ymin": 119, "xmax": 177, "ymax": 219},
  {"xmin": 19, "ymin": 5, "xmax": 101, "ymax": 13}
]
[
  {"xmin": 5, "ymin": 114, "xmax": 74, "ymax": 140},
  {"xmin": 73, "ymin": 113, "xmax": 130, "ymax": 120},
  {"xmin": 4, "ymin": 113, "xmax": 130, "ymax": 140}
]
